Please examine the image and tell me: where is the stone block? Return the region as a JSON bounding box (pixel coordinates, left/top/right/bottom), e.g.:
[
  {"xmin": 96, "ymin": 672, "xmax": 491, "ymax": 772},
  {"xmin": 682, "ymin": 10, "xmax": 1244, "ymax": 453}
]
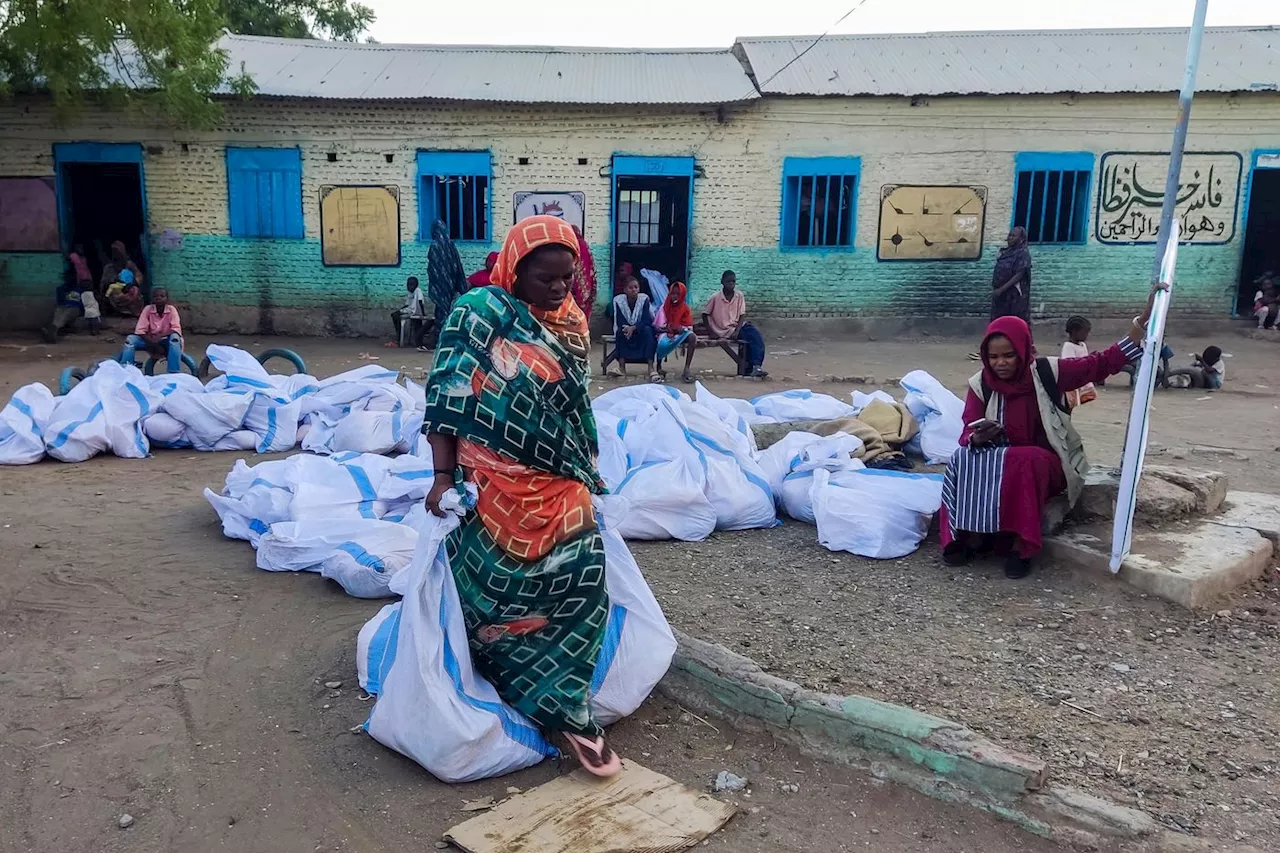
[
  {"xmin": 1043, "ymin": 521, "xmax": 1272, "ymax": 609},
  {"xmin": 1072, "ymin": 465, "xmax": 1227, "ymax": 523},
  {"xmin": 1211, "ymin": 490, "xmax": 1280, "ymax": 545}
]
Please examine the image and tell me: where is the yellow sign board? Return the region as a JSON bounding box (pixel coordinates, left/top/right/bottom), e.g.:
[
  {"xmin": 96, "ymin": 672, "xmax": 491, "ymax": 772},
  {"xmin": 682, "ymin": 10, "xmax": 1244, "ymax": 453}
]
[
  {"xmin": 877, "ymin": 185, "xmax": 987, "ymax": 261},
  {"xmin": 320, "ymin": 185, "xmax": 400, "ymax": 266}
]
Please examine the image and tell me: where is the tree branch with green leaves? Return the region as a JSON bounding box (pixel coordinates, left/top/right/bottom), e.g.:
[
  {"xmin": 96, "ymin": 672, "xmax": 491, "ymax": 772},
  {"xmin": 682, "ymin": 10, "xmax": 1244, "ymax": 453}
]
[{"xmin": 0, "ymin": 0, "xmax": 374, "ymax": 127}]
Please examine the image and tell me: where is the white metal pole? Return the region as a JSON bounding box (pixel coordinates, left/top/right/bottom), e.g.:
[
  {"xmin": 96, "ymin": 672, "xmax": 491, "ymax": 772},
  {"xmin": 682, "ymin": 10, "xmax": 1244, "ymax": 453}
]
[{"xmin": 1110, "ymin": 0, "xmax": 1210, "ymax": 572}]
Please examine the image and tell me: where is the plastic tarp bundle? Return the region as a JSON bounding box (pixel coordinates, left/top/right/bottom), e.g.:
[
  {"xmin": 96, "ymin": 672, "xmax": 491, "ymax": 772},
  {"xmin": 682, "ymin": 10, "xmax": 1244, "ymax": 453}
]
[
  {"xmin": 360, "ymin": 504, "xmax": 675, "ymax": 782},
  {"xmin": 0, "ymin": 384, "xmax": 56, "ymax": 465},
  {"xmin": 750, "ymin": 389, "xmax": 858, "ymax": 423},
  {"xmin": 203, "ymin": 450, "xmax": 440, "ymax": 551},
  {"xmin": 0, "ymin": 344, "xmax": 425, "ymax": 464},
  {"xmin": 44, "ymin": 360, "xmax": 163, "ymax": 463},
  {"xmin": 256, "ymin": 516, "xmax": 420, "ymax": 599},
  {"xmin": 770, "ymin": 432, "xmax": 867, "ymax": 524},
  {"xmin": 299, "ymin": 365, "xmax": 415, "ymax": 457},
  {"xmin": 900, "ymin": 370, "xmax": 965, "ymax": 464},
  {"xmin": 593, "ymin": 384, "xmax": 775, "ymax": 540},
  {"xmin": 811, "ymin": 467, "xmax": 944, "ymax": 559}
]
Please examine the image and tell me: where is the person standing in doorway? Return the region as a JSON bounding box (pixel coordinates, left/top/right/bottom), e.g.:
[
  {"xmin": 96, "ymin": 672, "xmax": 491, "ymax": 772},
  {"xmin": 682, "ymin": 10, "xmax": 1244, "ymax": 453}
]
[
  {"xmin": 701, "ymin": 270, "xmax": 767, "ymax": 378},
  {"xmin": 991, "ymin": 227, "xmax": 1033, "ymax": 323}
]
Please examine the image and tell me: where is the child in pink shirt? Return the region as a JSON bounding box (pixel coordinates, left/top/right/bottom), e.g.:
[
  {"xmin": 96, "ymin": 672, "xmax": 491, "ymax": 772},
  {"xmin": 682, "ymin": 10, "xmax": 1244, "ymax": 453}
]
[{"xmin": 120, "ymin": 288, "xmax": 184, "ymax": 373}]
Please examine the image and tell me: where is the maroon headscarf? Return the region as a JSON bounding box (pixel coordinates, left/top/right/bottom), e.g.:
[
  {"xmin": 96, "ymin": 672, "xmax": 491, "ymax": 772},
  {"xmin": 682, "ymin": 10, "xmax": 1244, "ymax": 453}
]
[
  {"xmin": 978, "ymin": 315, "xmax": 1046, "ymax": 446},
  {"xmin": 467, "ymin": 251, "xmax": 499, "ymax": 289},
  {"xmin": 569, "ymin": 226, "xmax": 597, "ymax": 321},
  {"xmin": 981, "ymin": 315, "xmax": 1036, "ymax": 397}
]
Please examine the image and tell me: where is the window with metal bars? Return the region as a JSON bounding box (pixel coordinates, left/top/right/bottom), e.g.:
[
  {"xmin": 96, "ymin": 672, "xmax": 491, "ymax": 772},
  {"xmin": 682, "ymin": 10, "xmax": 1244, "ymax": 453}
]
[
  {"xmin": 616, "ymin": 189, "xmax": 663, "ymax": 245},
  {"xmin": 780, "ymin": 157, "xmax": 860, "ymax": 249},
  {"xmin": 416, "ymin": 151, "xmax": 491, "ymax": 242},
  {"xmin": 1012, "ymin": 152, "xmax": 1094, "ymax": 244}
]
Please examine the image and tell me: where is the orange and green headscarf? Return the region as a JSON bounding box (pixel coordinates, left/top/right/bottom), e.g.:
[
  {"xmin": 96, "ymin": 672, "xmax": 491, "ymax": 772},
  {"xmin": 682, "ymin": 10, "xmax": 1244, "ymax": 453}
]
[{"xmin": 489, "ymin": 215, "xmax": 589, "ymax": 358}]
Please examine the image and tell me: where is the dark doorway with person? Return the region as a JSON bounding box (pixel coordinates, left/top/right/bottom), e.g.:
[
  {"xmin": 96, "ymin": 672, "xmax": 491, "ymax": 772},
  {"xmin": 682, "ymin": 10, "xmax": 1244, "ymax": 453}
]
[
  {"xmin": 59, "ymin": 162, "xmax": 147, "ymax": 290},
  {"xmin": 1238, "ymin": 167, "xmax": 1280, "ymax": 313},
  {"xmin": 613, "ymin": 175, "xmax": 690, "ymax": 291}
]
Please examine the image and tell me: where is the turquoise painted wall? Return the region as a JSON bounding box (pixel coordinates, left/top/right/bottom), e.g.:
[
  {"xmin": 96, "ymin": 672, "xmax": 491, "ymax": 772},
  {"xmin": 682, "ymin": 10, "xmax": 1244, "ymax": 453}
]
[
  {"xmin": 0, "ymin": 252, "xmax": 62, "ymax": 298},
  {"xmin": 685, "ymin": 242, "xmax": 1239, "ymax": 319},
  {"xmin": 2, "ymin": 236, "xmax": 1240, "ymax": 333}
]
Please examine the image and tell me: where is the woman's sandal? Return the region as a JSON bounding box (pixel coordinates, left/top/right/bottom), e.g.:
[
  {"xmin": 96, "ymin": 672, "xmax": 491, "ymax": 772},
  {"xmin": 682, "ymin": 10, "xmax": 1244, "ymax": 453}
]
[{"xmin": 563, "ymin": 732, "xmax": 622, "ymax": 778}]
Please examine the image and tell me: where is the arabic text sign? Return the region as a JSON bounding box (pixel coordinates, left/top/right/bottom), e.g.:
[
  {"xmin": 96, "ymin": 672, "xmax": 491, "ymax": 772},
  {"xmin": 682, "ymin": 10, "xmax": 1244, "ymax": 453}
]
[{"xmin": 1096, "ymin": 152, "xmax": 1242, "ymax": 245}]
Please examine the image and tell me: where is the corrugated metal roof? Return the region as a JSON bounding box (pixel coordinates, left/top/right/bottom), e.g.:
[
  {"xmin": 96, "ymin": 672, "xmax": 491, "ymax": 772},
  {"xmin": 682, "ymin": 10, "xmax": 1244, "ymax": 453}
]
[
  {"xmin": 735, "ymin": 27, "xmax": 1280, "ymax": 97},
  {"xmin": 208, "ymin": 34, "xmax": 758, "ymax": 104}
]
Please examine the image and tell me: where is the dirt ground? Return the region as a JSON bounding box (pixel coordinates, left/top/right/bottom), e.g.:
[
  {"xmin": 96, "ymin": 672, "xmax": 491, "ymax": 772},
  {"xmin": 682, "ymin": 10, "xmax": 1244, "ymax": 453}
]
[{"xmin": 0, "ymin": 324, "xmax": 1277, "ymax": 852}]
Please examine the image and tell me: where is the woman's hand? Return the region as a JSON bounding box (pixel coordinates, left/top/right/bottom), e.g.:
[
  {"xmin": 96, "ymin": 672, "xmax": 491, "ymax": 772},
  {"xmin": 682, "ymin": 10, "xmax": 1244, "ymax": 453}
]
[
  {"xmin": 968, "ymin": 419, "xmax": 1004, "ymax": 447},
  {"xmin": 426, "ymin": 474, "xmax": 453, "ymax": 518},
  {"xmin": 623, "ymin": 325, "xmax": 635, "ymax": 338},
  {"xmin": 1139, "ymin": 281, "xmax": 1170, "ymax": 325},
  {"xmin": 1128, "ymin": 282, "xmax": 1171, "ymax": 343}
]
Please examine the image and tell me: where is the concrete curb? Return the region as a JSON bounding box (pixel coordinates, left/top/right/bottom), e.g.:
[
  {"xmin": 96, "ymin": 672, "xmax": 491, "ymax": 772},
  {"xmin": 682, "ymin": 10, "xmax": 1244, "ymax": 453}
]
[{"xmin": 659, "ymin": 629, "xmax": 1237, "ymax": 851}]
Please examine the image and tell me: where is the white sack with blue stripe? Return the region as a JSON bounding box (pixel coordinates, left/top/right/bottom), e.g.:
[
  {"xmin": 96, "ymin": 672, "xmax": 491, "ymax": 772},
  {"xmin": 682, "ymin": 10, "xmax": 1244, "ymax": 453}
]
[
  {"xmin": 44, "ymin": 360, "xmax": 161, "ymax": 463},
  {"xmin": 364, "ymin": 505, "xmax": 556, "ymax": 782},
  {"xmin": 773, "ymin": 432, "xmax": 866, "ymax": 524},
  {"xmin": 255, "ymin": 517, "xmax": 419, "ymax": 598},
  {"xmin": 899, "ymin": 370, "xmax": 965, "ymax": 465},
  {"xmin": 0, "ymin": 383, "xmax": 56, "ymax": 465},
  {"xmin": 593, "ymin": 385, "xmax": 775, "ymax": 539},
  {"xmin": 160, "ymin": 389, "xmax": 255, "ymax": 451},
  {"xmin": 677, "ymin": 398, "xmax": 776, "ymax": 531},
  {"xmin": 589, "ymin": 505, "xmax": 677, "ymax": 726},
  {"xmin": 358, "ymin": 498, "xmax": 674, "ymax": 780},
  {"xmin": 203, "ymin": 458, "xmax": 298, "ymax": 545},
  {"xmin": 750, "ymin": 389, "xmax": 857, "ymax": 423},
  {"xmin": 812, "ymin": 467, "xmax": 944, "ymax": 559}
]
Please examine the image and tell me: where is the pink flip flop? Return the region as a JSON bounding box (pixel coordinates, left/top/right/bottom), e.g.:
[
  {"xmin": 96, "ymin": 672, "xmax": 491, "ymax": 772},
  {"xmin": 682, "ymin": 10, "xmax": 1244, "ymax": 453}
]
[{"xmin": 563, "ymin": 733, "xmax": 622, "ymax": 777}]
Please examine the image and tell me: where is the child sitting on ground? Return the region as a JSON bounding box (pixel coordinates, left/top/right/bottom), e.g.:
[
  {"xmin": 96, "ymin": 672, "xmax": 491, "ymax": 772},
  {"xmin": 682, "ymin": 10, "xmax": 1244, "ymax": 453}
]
[
  {"xmin": 1060, "ymin": 316, "xmax": 1097, "ymax": 408},
  {"xmin": 1166, "ymin": 345, "xmax": 1226, "ymax": 390}
]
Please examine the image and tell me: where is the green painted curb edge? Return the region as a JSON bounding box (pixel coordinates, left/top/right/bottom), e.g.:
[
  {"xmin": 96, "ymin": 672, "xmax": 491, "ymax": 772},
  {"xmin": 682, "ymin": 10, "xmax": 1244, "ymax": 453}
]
[{"xmin": 656, "ymin": 629, "xmax": 1228, "ymax": 851}]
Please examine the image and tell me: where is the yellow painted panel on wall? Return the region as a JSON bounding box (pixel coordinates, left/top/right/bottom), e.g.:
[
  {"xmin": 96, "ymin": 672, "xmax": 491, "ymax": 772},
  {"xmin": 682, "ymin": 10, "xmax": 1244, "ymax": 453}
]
[
  {"xmin": 877, "ymin": 185, "xmax": 987, "ymax": 261},
  {"xmin": 320, "ymin": 185, "xmax": 400, "ymax": 266}
]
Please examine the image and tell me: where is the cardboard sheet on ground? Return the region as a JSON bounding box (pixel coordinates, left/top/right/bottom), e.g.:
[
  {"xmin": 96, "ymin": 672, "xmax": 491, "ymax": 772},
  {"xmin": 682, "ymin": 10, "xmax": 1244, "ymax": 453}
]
[{"xmin": 445, "ymin": 760, "xmax": 736, "ymax": 853}]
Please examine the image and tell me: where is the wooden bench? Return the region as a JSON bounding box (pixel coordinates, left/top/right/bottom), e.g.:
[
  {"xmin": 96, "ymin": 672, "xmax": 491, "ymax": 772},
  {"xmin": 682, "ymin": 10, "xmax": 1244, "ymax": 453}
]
[{"xmin": 599, "ymin": 333, "xmax": 749, "ymax": 376}]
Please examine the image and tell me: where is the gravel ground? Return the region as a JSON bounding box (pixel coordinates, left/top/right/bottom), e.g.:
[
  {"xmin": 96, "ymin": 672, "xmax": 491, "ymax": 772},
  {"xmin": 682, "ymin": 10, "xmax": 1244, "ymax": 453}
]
[
  {"xmin": 633, "ymin": 524, "xmax": 1280, "ymax": 847},
  {"xmin": 5, "ymin": 328, "xmax": 1280, "ymax": 849}
]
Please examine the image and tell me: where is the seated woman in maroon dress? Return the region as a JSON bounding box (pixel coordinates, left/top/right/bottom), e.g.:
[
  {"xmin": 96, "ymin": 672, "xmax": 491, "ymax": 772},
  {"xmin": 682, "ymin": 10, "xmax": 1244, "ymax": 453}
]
[{"xmin": 941, "ymin": 284, "xmax": 1165, "ymax": 579}]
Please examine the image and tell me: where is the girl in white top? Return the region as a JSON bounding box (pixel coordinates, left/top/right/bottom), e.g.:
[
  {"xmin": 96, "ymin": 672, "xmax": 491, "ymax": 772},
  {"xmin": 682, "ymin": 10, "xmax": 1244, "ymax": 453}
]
[{"xmin": 1060, "ymin": 316, "xmax": 1096, "ymax": 409}]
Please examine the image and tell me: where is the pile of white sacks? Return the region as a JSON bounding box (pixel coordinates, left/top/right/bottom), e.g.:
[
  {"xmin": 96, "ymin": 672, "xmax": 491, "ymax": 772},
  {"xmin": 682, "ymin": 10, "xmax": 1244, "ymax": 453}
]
[
  {"xmin": 592, "ymin": 376, "xmax": 963, "ymax": 558},
  {"xmin": 204, "ymin": 448, "xmax": 678, "ymax": 782},
  {"xmin": 199, "ymin": 372, "xmax": 965, "ymax": 782},
  {"xmin": 0, "ymin": 344, "xmax": 426, "ymax": 465}
]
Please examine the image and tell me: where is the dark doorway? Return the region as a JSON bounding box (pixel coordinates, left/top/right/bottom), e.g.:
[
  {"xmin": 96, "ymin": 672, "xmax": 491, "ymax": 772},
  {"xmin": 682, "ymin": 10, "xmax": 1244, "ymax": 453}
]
[
  {"xmin": 59, "ymin": 162, "xmax": 147, "ymax": 289},
  {"xmin": 613, "ymin": 176, "xmax": 690, "ymax": 294},
  {"xmin": 1238, "ymin": 168, "xmax": 1280, "ymax": 313}
]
